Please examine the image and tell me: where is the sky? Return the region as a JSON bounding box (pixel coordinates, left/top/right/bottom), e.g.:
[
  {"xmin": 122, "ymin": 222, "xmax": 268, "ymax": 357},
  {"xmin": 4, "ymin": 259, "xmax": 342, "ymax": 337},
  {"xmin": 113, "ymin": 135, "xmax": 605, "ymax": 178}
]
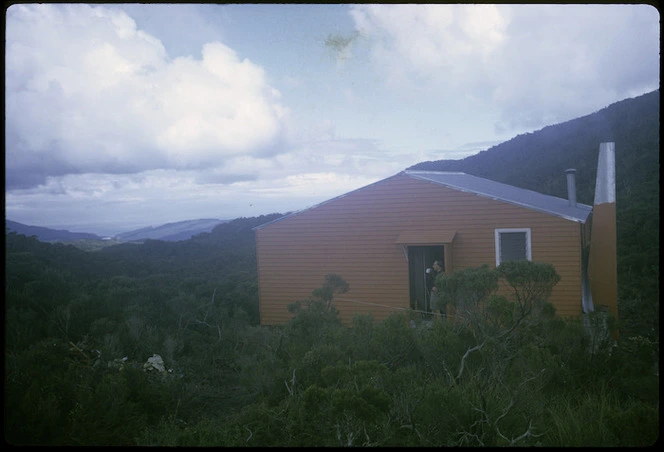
[{"xmin": 5, "ymin": 3, "xmax": 660, "ymax": 236}]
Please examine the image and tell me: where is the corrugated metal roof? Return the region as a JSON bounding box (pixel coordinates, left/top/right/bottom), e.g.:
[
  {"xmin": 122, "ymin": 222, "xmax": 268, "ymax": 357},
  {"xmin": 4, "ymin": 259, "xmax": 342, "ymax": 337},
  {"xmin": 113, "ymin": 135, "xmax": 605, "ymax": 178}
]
[{"xmin": 405, "ymin": 170, "xmax": 592, "ymax": 223}]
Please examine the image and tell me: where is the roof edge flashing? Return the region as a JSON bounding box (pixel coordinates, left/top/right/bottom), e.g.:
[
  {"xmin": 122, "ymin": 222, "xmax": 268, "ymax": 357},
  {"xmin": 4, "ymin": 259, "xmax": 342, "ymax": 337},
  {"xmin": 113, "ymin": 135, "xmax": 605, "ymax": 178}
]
[
  {"xmin": 405, "ymin": 170, "xmax": 467, "ymax": 175},
  {"xmin": 406, "ymin": 170, "xmax": 592, "ymax": 223}
]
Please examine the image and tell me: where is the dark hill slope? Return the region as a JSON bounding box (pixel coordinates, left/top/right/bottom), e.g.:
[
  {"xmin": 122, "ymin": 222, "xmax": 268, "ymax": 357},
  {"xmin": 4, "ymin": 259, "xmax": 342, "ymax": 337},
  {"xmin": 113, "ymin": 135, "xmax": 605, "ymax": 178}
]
[{"xmin": 410, "ymin": 90, "xmax": 659, "ymax": 207}]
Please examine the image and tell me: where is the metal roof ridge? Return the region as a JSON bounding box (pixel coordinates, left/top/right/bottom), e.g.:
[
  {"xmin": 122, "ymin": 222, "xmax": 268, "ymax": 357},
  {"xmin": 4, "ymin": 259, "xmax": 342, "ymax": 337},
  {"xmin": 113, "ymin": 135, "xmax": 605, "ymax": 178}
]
[{"xmin": 405, "ymin": 170, "xmax": 467, "ymax": 175}]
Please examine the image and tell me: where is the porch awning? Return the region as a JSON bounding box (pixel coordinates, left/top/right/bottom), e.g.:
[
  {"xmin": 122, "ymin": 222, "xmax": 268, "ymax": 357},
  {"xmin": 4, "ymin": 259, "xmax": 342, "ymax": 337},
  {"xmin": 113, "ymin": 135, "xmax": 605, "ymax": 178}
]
[{"xmin": 395, "ymin": 230, "xmax": 456, "ymax": 245}]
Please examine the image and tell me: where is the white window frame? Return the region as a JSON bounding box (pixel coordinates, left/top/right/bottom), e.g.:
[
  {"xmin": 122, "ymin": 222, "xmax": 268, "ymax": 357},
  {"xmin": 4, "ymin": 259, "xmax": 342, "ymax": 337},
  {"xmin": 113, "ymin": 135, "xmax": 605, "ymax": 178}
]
[{"xmin": 494, "ymin": 228, "xmax": 532, "ymax": 267}]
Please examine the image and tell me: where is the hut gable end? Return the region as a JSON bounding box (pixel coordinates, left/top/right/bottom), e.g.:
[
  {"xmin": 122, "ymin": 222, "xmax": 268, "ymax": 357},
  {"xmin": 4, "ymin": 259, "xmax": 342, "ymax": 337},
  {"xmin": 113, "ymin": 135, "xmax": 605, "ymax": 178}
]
[{"xmin": 255, "ymin": 171, "xmax": 586, "ymax": 325}]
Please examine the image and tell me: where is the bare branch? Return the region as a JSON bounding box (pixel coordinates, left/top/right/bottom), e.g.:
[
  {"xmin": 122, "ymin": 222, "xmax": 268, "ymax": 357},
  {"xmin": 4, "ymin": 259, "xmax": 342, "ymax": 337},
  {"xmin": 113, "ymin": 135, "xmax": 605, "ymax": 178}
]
[
  {"xmin": 517, "ymin": 368, "xmax": 546, "ymax": 390},
  {"xmin": 69, "ymin": 341, "xmax": 90, "ymax": 363},
  {"xmin": 496, "ymin": 419, "xmax": 536, "ymax": 446},
  {"xmin": 494, "ymin": 399, "xmax": 515, "ymax": 427},
  {"xmin": 441, "ymin": 360, "xmax": 456, "ymax": 384},
  {"xmin": 457, "ymin": 341, "xmax": 485, "ymax": 381},
  {"xmin": 284, "ymin": 368, "xmax": 296, "ymax": 396}
]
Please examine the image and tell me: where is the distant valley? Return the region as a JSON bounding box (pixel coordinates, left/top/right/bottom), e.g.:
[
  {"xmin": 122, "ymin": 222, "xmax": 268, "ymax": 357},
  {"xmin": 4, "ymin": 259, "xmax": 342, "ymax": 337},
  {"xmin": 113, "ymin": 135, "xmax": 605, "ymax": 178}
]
[
  {"xmin": 5, "ymin": 218, "xmax": 228, "ymax": 249},
  {"xmin": 5, "ymin": 220, "xmax": 104, "ymax": 242}
]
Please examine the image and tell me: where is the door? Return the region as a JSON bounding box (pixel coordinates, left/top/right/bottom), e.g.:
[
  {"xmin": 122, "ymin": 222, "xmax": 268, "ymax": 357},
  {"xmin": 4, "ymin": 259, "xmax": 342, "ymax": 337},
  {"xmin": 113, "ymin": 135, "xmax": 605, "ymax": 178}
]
[{"xmin": 408, "ymin": 245, "xmax": 445, "ymax": 312}]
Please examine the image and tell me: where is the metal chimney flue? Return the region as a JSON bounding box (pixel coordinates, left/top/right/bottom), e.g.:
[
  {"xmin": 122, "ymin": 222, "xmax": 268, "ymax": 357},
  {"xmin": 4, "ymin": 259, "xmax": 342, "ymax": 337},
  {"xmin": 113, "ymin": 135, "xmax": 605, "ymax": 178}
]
[{"xmin": 565, "ymin": 168, "xmax": 577, "ymax": 207}]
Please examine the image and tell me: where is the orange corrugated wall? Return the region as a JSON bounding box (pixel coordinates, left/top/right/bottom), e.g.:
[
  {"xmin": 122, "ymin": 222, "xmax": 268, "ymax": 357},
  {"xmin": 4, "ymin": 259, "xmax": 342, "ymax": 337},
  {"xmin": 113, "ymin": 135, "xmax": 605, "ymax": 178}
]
[{"xmin": 256, "ymin": 172, "xmax": 586, "ymax": 325}]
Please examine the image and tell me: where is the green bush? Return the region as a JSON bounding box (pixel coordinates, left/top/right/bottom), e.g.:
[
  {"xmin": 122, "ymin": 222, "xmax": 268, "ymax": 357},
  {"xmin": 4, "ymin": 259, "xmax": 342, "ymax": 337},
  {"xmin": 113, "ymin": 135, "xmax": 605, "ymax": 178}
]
[{"xmin": 437, "ymin": 264, "xmax": 499, "ymax": 318}]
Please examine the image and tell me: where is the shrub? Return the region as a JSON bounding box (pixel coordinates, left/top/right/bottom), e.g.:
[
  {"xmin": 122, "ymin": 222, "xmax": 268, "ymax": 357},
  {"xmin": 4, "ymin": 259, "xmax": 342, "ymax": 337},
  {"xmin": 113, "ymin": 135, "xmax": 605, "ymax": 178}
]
[
  {"xmin": 437, "ymin": 264, "xmax": 499, "ymax": 319},
  {"xmin": 496, "ymin": 260, "xmax": 560, "ymax": 321}
]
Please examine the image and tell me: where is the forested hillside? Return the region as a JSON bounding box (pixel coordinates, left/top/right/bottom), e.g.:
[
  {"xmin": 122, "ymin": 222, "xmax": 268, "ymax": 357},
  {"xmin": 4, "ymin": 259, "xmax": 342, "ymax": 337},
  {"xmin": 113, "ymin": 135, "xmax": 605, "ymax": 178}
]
[
  {"xmin": 5, "ymin": 92, "xmax": 658, "ymax": 446},
  {"xmin": 411, "ymin": 89, "xmax": 659, "ymax": 339}
]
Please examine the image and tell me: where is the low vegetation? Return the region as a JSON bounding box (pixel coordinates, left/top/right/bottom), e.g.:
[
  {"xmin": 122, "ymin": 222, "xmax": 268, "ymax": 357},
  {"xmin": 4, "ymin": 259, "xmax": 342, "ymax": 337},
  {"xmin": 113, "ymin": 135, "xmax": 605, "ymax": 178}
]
[{"xmin": 5, "ymin": 223, "xmax": 658, "ymax": 446}]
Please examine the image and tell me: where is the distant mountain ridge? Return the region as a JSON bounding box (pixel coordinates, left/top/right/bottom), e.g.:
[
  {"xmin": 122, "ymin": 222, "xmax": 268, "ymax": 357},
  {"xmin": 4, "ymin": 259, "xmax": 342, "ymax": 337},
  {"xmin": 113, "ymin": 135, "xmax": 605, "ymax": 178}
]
[
  {"xmin": 5, "ymin": 220, "xmax": 104, "ymax": 242},
  {"xmin": 114, "ymin": 218, "xmax": 227, "ymax": 242},
  {"xmin": 5, "ymin": 218, "xmax": 228, "ymax": 243}
]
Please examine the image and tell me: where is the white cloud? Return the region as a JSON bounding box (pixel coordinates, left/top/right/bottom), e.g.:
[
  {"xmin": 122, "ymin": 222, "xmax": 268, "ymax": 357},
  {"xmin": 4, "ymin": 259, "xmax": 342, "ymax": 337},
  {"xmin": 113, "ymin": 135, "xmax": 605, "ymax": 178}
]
[
  {"xmin": 350, "ymin": 5, "xmax": 506, "ymax": 88},
  {"xmin": 350, "ymin": 4, "xmax": 660, "ymax": 132},
  {"xmin": 22, "ymin": 131, "xmax": 414, "ymax": 220},
  {"xmin": 5, "ymin": 4, "xmax": 290, "ymax": 189},
  {"xmin": 5, "ymin": 130, "xmax": 416, "ymax": 233}
]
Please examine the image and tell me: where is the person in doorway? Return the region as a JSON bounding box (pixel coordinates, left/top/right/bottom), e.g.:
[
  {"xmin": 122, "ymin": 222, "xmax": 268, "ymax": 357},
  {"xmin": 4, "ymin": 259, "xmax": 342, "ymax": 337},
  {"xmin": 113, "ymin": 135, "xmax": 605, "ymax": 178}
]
[
  {"xmin": 427, "ymin": 260, "xmax": 445, "ymax": 318},
  {"xmin": 425, "ymin": 266, "xmax": 435, "ymax": 318}
]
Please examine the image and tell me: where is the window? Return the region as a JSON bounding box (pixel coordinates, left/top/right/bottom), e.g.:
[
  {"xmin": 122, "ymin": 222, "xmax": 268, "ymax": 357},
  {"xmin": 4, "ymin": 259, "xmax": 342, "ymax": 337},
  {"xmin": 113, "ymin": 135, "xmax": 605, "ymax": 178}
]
[{"xmin": 495, "ymin": 228, "xmax": 531, "ymax": 266}]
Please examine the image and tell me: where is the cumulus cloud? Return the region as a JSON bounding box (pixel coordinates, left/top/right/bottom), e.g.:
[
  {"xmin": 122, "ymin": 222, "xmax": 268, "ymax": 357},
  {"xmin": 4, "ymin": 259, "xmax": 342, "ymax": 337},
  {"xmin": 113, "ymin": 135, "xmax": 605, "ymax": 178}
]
[
  {"xmin": 350, "ymin": 4, "xmax": 660, "ymax": 132},
  {"xmin": 350, "ymin": 5, "xmax": 506, "ymax": 90},
  {"xmin": 5, "ymin": 141, "xmax": 408, "ymax": 233},
  {"xmin": 5, "ymin": 3, "xmax": 289, "ymax": 190}
]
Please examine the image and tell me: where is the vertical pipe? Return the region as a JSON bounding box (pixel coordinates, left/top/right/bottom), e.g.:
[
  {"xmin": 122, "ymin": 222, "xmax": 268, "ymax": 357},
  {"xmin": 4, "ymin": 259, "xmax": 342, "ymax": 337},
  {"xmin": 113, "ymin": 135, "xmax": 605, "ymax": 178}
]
[{"xmin": 565, "ymin": 168, "xmax": 577, "ymax": 207}]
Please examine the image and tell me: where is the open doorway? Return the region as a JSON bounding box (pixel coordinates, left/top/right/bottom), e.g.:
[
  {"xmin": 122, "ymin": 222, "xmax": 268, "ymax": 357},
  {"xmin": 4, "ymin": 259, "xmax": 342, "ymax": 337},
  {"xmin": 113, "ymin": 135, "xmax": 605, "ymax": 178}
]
[{"xmin": 408, "ymin": 245, "xmax": 445, "ymax": 312}]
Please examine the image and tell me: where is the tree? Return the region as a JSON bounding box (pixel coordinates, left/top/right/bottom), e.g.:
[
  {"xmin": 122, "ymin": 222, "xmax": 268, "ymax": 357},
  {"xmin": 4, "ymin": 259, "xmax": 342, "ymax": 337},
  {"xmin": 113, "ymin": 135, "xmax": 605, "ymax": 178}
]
[
  {"xmin": 495, "ymin": 260, "xmax": 559, "ymax": 323},
  {"xmin": 311, "ymin": 274, "xmax": 349, "ymax": 311}
]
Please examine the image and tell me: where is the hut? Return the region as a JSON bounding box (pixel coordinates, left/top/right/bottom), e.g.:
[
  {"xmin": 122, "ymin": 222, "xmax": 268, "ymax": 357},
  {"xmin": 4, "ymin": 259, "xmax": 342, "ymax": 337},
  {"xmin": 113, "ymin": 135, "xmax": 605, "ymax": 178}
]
[{"xmin": 254, "ymin": 144, "xmax": 617, "ymax": 325}]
